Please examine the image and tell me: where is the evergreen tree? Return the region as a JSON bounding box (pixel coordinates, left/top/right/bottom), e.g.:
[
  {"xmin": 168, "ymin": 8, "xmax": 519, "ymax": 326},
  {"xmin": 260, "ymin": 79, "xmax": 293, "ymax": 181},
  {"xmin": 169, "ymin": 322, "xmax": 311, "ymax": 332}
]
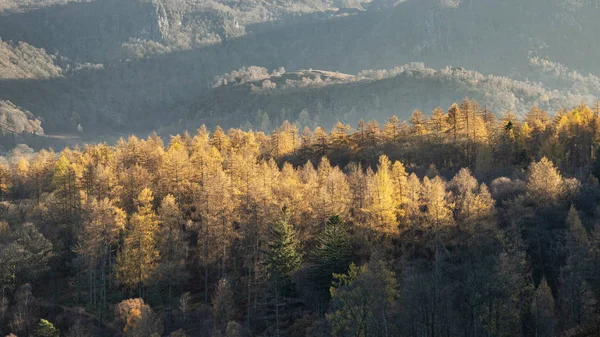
[
  {"xmin": 328, "ymin": 261, "xmax": 398, "ymax": 337},
  {"xmin": 309, "ymin": 215, "xmax": 352, "ymax": 313},
  {"xmin": 265, "ymin": 207, "xmax": 303, "ymax": 337},
  {"xmin": 266, "ymin": 207, "xmax": 302, "ymax": 287}
]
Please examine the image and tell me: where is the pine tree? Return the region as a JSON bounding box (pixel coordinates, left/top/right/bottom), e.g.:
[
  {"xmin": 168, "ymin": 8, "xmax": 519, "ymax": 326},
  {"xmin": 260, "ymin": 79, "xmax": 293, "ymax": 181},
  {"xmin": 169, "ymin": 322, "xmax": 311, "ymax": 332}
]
[
  {"xmin": 309, "ymin": 215, "xmax": 352, "ymax": 313},
  {"xmin": 266, "ymin": 207, "xmax": 302, "ymax": 286},
  {"xmin": 328, "ymin": 261, "xmax": 398, "ymax": 337},
  {"xmin": 266, "ymin": 207, "xmax": 303, "ymax": 337}
]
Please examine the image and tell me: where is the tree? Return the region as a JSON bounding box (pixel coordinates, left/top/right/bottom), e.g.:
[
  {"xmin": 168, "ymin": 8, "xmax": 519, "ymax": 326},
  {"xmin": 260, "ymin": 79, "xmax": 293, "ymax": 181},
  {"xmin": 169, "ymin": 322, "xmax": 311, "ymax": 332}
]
[
  {"xmin": 331, "ymin": 122, "xmax": 352, "ymax": 149},
  {"xmin": 449, "ymin": 168, "xmax": 495, "ymax": 227},
  {"xmin": 309, "ymin": 215, "xmax": 352, "ymax": 313},
  {"xmin": 76, "ymin": 197, "xmax": 125, "ymax": 321},
  {"xmin": 160, "ymin": 140, "xmax": 192, "ymax": 206},
  {"xmin": 34, "ymin": 319, "xmax": 59, "ymax": 337},
  {"xmin": 266, "ymin": 208, "xmax": 303, "ymax": 337},
  {"xmin": 52, "ymin": 154, "xmax": 81, "ymax": 221},
  {"xmin": 156, "ymin": 194, "xmax": 188, "ymax": 321},
  {"xmin": 526, "ymin": 157, "xmax": 564, "ymax": 205},
  {"xmin": 559, "ymin": 206, "xmax": 593, "ymax": 328},
  {"xmin": 115, "ymin": 298, "xmax": 163, "ymax": 337},
  {"xmin": 316, "ymin": 165, "xmax": 350, "ymax": 225},
  {"xmin": 533, "ymin": 279, "xmax": 556, "ymax": 337},
  {"xmin": 210, "ymin": 126, "xmax": 231, "ymax": 153},
  {"xmin": 391, "ymin": 161, "xmax": 408, "ymax": 221},
  {"xmin": 383, "ymin": 116, "xmax": 400, "ymax": 146},
  {"xmin": 212, "ymin": 278, "xmax": 235, "ymax": 332},
  {"xmin": 66, "ymin": 320, "xmax": 91, "ymax": 337},
  {"xmin": 10, "ymin": 284, "xmax": 39, "ymax": 337},
  {"xmin": 117, "ymin": 188, "xmax": 159, "ymax": 297},
  {"xmin": 327, "ymin": 261, "xmax": 398, "ymax": 337},
  {"xmin": 266, "ymin": 208, "xmax": 302, "ymax": 286},
  {"xmin": 421, "ymin": 176, "xmax": 453, "ymax": 229},
  {"xmin": 365, "ymin": 155, "xmax": 398, "ymax": 235},
  {"xmin": 0, "ymin": 223, "xmax": 53, "ymax": 299}
]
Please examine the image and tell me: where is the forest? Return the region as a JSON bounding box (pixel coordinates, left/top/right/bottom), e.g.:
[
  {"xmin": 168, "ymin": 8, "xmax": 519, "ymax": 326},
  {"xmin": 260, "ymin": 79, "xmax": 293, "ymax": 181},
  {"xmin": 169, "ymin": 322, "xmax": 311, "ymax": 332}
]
[{"xmin": 1, "ymin": 99, "xmax": 600, "ymax": 336}]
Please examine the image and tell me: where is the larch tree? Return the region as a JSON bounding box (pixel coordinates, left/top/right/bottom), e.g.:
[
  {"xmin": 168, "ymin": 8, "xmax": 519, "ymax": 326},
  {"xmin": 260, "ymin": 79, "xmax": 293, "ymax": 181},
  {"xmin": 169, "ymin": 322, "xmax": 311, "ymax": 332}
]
[
  {"xmin": 159, "ymin": 139, "xmax": 192, "ymax": 207},
  {"xmin": 526, "ymin": 157, "xmax": 564, "ymax": 206},
  {"xmin": 77, "ymin": 197, "xmax": 126, "ymax": 322},
  {"xmin": 533, "ymin": 279, "xmax": 556, "ymax": 337},
  {"xmin": 119, "ymin": 164, "xmax": 152, "ymax": 214},
  {"xmin": 156, "ymin": 194, "xmax": 189, "ymax": 322},
  {"xmin": 210, "ymin": 126, "xmax": 231, "ymax": 154},
  {"xmin": 365, "ymin": 155, "xmax": 398, "ymax": 236},
  {"xmin": 559, "ymin": 206, "xmax": 593, "ymax": 328},
  {"xmin": 390, "ymin": 161, "xmax": 408, "ymax": 222},
  {"xmin": 317, "ymin": 166, "xmax": 350, "ymax": 225},
  {"xmin": 383, "ymin": 115, "xmax": 400, "ymax": 146},
  {"xmin": 53, "ymin": 154, "xmax": 82, "ymax": 221},
  {"xmin": 331, "ymin": 121, "xmax": 352, "ymax": 149},
  {"xmin": 212, "ymin": 278, "xmax": 235, "ymax": 332},
  {"xmin": 115, "ymin": 298, "xmax": 163, "ymax": 337},
  {"xmin": 117, "ymin": 188, "xmax": 159, "ymax": 298}
]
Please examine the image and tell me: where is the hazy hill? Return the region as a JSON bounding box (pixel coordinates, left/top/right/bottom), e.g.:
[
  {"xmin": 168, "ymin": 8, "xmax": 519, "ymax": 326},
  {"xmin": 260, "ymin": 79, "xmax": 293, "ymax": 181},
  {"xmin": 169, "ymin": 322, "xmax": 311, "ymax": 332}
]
[
  {"xmin": 188, "ymin": 63, "xmax": 599, "ymax": 131},
  {"xmin": 0, "ymin": 0, "xmax": 370, "ymax": 62},
  {"xmin": 0, "ymin": 0, "xmax": 599, "ymax": 137}
]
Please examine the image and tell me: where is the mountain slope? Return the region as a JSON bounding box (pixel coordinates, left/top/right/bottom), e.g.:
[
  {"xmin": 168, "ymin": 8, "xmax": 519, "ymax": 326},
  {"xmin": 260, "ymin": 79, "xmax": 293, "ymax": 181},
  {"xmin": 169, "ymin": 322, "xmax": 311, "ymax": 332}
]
[
  {"xmin": 0, "ymin": 0, "xmax": 599, "ymax": 137},
  {"xmin": 0, "ymin": 40, "xmax": 62, "ymax": 79},
  {"xmin": 189, "ymin": 64, "xmax": 598, "ymax": 130}
]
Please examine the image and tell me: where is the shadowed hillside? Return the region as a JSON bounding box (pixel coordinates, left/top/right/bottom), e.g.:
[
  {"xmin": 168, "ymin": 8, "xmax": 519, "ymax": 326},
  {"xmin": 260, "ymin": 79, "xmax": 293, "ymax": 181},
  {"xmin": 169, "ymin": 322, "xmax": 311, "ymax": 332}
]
[{"xmin": 187, "ymin": 64, "xmax": 598, "ymax": 132}]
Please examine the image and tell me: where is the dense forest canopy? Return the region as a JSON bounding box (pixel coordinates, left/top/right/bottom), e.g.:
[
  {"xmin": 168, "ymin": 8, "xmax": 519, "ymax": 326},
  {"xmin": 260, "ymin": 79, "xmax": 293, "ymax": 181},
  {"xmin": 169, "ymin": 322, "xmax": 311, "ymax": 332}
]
[
  {"xmin": 2, "ymin": 0, "xmax": 600, "ymax": 336},
  {"xmin": 1, "ymin": 100, "xmax": 600, "ymax": 336}
]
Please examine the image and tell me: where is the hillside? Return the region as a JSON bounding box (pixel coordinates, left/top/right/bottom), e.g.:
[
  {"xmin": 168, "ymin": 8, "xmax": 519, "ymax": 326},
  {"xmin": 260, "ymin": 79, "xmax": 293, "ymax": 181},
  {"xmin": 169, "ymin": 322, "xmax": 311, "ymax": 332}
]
[
  {"xmin": 188, "ymin": 64, "xmax": 599, "ymax": 131},
  {"xmin": 0, "ymin": 0, "xmax": 370, "ymax": 63},
  {"xmin": 0, "ymin": 0, "xmax": 599, "ymax": 138},
  {"xmin": 2, "ymin": 102, "xmax": 600, "ymax": 337},
  {"xmin": 0, "ymin": 39, "xmax": 62, "ymax": 80},
  {"xmin": 0, "ymin": 100, "xmax": 44, "ymax": 134}
]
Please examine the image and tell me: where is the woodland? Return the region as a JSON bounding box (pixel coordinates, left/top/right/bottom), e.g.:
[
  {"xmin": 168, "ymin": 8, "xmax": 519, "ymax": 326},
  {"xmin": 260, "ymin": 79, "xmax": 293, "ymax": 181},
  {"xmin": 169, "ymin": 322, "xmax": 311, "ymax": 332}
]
[{"xmin": 1, "ymin": 99, "xmax": 600, "ymax": 336}]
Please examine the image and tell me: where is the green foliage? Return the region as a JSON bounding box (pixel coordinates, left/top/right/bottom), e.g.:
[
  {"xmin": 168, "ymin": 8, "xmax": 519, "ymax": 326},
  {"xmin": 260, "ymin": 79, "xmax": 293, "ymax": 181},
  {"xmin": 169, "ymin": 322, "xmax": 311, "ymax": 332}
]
[
  {"xmin": 34, "ymin": 319, "xmax": 60, "ymax": 337},
  {"xmin": 328, "ymin": 261, "xmax": 398, "ymax": 337},
  {"xmin": 309, "ymin": 215, "xmax": 352, "ymax": 304},
  {"xmin": 266, "ymin": 208, "xmax": 303, "ymax": 285}
]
